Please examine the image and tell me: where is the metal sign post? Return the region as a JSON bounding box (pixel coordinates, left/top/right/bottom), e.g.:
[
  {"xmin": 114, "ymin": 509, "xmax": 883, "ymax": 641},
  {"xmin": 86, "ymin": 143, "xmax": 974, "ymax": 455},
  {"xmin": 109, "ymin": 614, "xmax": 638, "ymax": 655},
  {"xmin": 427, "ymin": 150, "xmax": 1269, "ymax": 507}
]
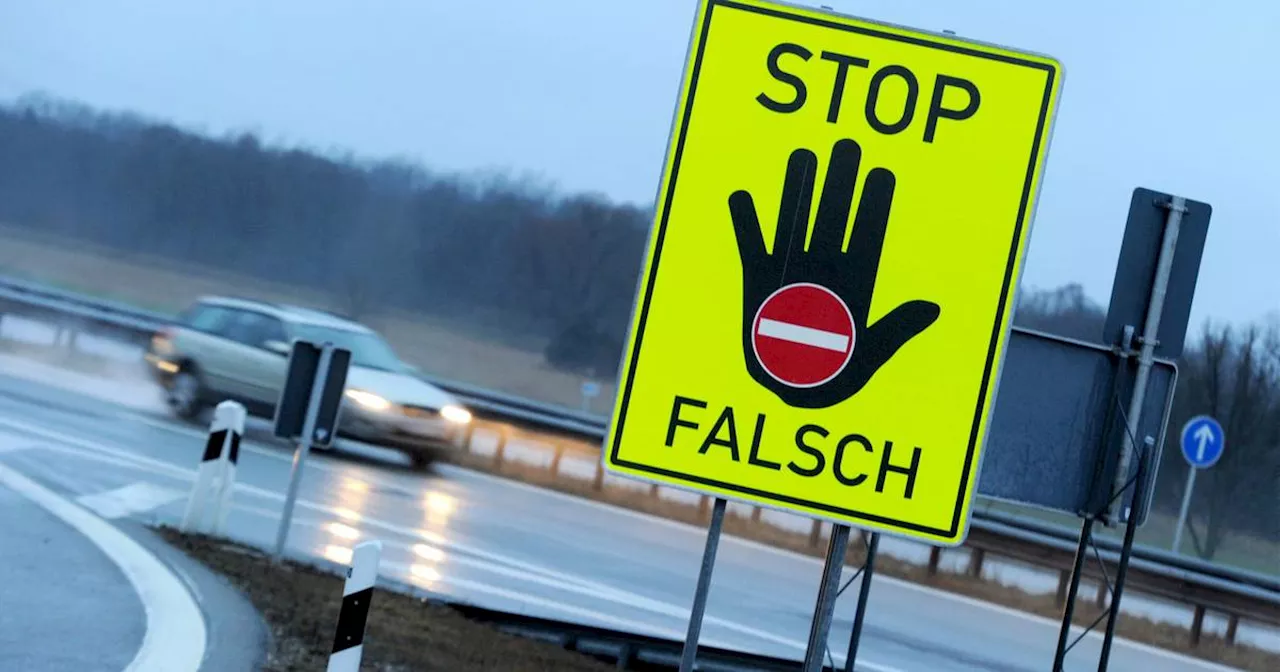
[
  {"xmin": 580, "ymin": 381, "xmax": 600, "ymax": 412},
  {"xmin": 1171, "ymin": 468, "xmax": 1197, "ymax": 553},
  {"xmin": 1108, "ymin": 195, "xmax": 1187, "ymax": 525},
  {"xmin": 1099, "ymin": 189, "xmax": 1212, "ymax": 525},
  {"xmin": 843, "ymin": 532, "xmax": 880, "ymax": 672},
  {"xmin": 273, "ymin": 342, "xmax": 333, "ymax": 562},
  {"xmin": 1052, "ymin": 188, "xmax": 1213, "ymax": 671},
  {"xmin": 1171, "ymin": 415, "xmax": 1225, "ymax": 552},
  {"xmin": 1098, "ymin": 436, "xmax": 1155, "ymax": 670},
  {"xmin": 677, "ymin": 497, "xmax": 727, "ymax": 672},
  {"xmin": 801, "ymin": 524, "xmax": 850, "ymax": 672},
  {"xmin": 271, "ymin": 340, "xmax": 351, "ymax": 563}
]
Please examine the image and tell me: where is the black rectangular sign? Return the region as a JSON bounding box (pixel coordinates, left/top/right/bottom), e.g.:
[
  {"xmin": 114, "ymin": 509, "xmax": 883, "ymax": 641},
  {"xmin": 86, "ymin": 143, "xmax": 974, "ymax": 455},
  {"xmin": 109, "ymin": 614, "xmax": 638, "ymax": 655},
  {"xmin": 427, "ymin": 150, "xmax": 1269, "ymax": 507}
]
[
  {"xmin": 272, "ymin": 340, "xmax": 352, "ymax": 447},
  {"xmin": 1102, "ymin": 187, "xmax": 1212, "ymax": 358}
]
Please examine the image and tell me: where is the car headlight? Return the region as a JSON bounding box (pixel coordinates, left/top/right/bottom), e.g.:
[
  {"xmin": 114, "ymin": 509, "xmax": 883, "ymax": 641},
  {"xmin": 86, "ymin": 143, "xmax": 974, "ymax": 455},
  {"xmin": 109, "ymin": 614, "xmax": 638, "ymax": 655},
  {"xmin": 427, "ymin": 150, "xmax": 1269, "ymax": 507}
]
[
  {"xmin": 344, "ymin": 389, "xmax": 391, "ymax": 412},
  {"xmin": 440, "ymin": 404, "xmax": 472, "ymax": 424}
]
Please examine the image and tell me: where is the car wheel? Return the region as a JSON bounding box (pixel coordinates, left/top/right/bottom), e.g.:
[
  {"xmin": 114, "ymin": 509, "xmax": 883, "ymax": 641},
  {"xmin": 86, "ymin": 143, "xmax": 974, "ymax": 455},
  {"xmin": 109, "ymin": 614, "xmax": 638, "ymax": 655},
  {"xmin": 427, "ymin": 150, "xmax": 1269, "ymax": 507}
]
[
  {"xmin": 168, "ymin": 368, "xmax": 207, "ymax": 421},
  {"xmin": 408, "ymin": 447, "xmax": 438, "ymax": 472}
]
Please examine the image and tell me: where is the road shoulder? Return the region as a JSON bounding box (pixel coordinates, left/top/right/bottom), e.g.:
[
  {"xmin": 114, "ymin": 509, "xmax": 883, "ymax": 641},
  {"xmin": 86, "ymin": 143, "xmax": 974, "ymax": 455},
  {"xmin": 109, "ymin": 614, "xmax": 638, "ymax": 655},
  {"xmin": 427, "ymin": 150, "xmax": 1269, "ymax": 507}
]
[{"xmin": 117, "ymin": 519, "xmax": 270, "ymax": 672}]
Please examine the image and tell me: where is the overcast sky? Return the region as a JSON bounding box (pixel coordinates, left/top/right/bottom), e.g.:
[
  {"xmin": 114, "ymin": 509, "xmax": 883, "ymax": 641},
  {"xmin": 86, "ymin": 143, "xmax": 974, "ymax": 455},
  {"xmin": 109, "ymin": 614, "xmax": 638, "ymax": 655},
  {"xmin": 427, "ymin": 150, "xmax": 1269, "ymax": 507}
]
[{"xmin": 1, "ymin": 0, "xmax": 1276, "ymax": 331}]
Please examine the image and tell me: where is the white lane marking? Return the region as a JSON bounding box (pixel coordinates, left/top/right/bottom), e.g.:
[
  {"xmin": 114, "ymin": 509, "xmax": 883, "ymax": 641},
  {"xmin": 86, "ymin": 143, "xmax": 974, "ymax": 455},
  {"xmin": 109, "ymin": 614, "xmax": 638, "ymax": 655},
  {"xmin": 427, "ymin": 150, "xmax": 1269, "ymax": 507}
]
[
  {"xmin": 223, "ymin": 506, "xmax": 866, "ymax": 666},
  {"xmin": 0, "ymin": 462, "xmax": 206, "ymax": 672},
  {"xmin": 360, "ymin": 533, "xmax": 820, "ymax": 655},
  {"xmin": 380, "ymin": 558, "xmax": 695, "ymax": 639},
  {"xmin": 7, "ymin": 413, "xmax": 1231, "ymax": 671},
  {"xmin": 42, "ymin": 443, "xmax": 193, "ymax": 480},
  {"xmin": 757, "ymin": 317, "xmax": 849, "ymax": 352},
  {"xmin": 253, "ymin": 489, "xmax": 827, "ymax": 656},
  {"xmin": 1, "ymin": 368, "xmax": 1258, "ymax": 666},
  {"xmin": 77, "ymin": 482, "xmax": 187, "ymax": 520},
  {"xmin": 219, "ymin": 505, "xmax": 660, "ymax": 612},
  {"xmin": 384, "ymin": 555, "xmax": 904, "ymax": 671},
  {"xmin": 124, "ymin": 411, "xmax": 480, "ymax": 504},
  {"xmin": 0, "ymin": 417, "xmax": 894, "ymax": 667},
  {"xmin": 0, "ymin": 415, "xmax": 1247, "ymax": 670}
]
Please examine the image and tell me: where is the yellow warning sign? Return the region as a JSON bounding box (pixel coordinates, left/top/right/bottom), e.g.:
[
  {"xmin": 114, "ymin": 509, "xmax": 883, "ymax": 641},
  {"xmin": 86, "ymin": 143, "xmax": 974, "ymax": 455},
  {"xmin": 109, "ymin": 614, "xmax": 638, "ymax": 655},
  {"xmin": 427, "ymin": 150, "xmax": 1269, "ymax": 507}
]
[{"xmin": 603, "ymin": 0, "xmax": 1062, "ymax": 545}]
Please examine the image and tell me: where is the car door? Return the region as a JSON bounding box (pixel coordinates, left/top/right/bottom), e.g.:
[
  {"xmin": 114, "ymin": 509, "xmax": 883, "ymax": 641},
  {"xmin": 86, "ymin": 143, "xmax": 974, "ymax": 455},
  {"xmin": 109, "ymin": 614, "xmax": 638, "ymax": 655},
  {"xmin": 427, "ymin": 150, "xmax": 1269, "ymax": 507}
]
[
  {"xmin": 217, "ymin": 309, "xmax": 291, "ymax": 407},
  {"xmin": 249, "ymin": 314, "xmax": 290, "ymax": 406},
  {"xmin": 172, "ymin": 303, "xmax": 241, "ymax": 395}
]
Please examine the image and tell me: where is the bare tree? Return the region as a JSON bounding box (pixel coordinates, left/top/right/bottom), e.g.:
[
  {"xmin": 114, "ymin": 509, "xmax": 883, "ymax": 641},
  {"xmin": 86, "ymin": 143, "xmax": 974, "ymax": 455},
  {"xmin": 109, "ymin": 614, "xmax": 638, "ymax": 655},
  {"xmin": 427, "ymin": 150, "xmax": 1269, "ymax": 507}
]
[{"xmin": 1170, "ymin": 322, "xmax": 1280, "ymax": 559}]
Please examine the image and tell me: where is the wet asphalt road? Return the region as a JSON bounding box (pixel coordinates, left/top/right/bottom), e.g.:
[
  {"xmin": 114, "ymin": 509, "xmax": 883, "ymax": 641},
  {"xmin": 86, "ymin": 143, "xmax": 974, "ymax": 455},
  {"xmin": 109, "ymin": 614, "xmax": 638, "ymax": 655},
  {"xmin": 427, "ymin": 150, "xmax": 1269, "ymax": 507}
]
[
  {"xmin": 0, "ymin": 370, "xmax": 1239, "ymax": 672},
  {"xmin": 0, "ymin": 478, "xmax": 144, "ymax": 672}
]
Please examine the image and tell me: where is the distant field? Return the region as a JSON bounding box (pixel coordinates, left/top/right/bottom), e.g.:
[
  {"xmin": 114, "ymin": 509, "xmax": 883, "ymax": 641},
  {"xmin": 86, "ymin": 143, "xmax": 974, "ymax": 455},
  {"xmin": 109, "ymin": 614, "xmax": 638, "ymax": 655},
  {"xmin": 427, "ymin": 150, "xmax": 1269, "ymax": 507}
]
[{"xmin": 0, "ymin": 225, "xmax": 616, "ymax": 411}]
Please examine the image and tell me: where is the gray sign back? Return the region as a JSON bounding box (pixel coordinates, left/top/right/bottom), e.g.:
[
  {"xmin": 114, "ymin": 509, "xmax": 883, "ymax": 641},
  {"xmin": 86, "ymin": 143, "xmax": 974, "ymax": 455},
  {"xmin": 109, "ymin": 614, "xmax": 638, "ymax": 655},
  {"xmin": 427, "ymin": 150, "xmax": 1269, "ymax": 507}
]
[
  {"xmin": 1102, "ymin": 188, "xmax": 1212, "ymax": 359},
  {"xmin": 982, "ymin": 187, "xmax": 1209, "ymax": 524},
  {"xmin": 976, "ymin": 327, "xmax": 1176, "ymax": 523}
]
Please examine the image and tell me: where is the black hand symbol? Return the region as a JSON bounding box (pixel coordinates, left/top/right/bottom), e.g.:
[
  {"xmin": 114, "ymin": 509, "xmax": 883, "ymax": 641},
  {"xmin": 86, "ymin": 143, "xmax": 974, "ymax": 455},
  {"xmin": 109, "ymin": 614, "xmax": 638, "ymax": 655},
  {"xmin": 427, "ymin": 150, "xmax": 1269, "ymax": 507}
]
[{"xmin": 729, "ymin": 138, "xmax": 940, "ymax": 409}]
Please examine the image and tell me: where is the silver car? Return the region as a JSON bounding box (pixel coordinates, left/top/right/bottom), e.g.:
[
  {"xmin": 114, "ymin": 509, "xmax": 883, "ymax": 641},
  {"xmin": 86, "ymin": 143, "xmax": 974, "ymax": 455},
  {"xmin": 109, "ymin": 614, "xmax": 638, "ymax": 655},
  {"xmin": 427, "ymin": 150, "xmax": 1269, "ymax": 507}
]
[{"xmin": 145, "ymin": 296, "xmax": 472, "ymax": 468}]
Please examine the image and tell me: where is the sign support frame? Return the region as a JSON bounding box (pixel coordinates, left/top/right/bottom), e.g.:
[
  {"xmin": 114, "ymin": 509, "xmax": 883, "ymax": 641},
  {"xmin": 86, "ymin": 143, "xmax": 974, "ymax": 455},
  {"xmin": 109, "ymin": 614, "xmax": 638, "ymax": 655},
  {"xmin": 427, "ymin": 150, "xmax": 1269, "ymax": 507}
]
[
  {"xmin": 272, "ymin": 341, "xmax": 334, "ymax": 563},
  {"xmin": 1051, "ymin": 319, "xmax": 1137, "ymax": 672},
  {"xmin": 1097, "ymin": 435, "xmax": 1154, "ymax": 670},
  {"xmin": 842, "ymin": 532, "xmax": 880, "ymax": 671},
  {"xmin": 1107, "ymin": 196, "xmax": 1187, "ymax": 524},
  {"xmin": 1171, "ymin": 415, "xmax": 1225, "ymax": 552},
  {"xmin": 801, "ymin": 524, "xmax": 851, "ymax": 671},
  {"xmin": 643, "ymin": 6, "xmax": 719, "ymax": 669},
  {"xmin": 1171, "ymin": 468, "xmax": 1197, "ymax": 554},
  {"xmin": 677, "ymin": 497, "xmax": 728, "ymax": 672},
  {"xmin": 1053, "ymin": 189, "xmax": 1207, "ymax": 670},
  {"xmin": 1051, "ymin": 436, "xmax": 1154, "ymax": 671}
]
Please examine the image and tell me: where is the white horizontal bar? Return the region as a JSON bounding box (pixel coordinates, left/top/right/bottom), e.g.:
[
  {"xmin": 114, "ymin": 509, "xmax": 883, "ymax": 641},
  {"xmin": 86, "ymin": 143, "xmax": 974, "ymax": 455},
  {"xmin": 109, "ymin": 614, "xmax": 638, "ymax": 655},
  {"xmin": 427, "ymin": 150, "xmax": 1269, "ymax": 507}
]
[{"xmin": 757, "ymin": 318, "xmax": 849, "ymax": 352}]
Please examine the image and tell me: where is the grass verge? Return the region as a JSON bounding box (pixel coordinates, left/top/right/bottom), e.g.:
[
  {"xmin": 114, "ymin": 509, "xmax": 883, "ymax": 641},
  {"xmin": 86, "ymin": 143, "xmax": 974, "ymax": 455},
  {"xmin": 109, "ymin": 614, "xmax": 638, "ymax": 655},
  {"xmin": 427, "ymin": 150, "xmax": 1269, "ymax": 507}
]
[
  {"xmin": 449, "ymin": 449, "xmax": 1278, "ymax": 672},
  {"xmin": 156, "ymin": 526, "xmax": 617, "ymax": 672}
]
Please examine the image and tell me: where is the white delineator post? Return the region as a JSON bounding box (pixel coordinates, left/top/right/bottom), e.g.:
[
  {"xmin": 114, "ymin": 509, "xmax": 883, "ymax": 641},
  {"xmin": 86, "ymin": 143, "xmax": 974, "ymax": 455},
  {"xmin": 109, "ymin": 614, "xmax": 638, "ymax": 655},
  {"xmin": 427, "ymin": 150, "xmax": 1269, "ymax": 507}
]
[
  {"xmin": 327, "ymin": 540, "xmax": 382, "ymax": 672},
  {"xmin": 180, "ymin": 400, "xmax": 246, "ymax": 535}
]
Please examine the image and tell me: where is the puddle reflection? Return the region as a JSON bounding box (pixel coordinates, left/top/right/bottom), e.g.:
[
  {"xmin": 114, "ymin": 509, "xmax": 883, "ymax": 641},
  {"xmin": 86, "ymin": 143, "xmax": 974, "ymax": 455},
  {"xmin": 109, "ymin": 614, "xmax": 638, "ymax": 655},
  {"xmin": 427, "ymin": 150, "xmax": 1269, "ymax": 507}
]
[
  {"xmin": 412, "ymin": 543, "xmax": 446, "ymax": 562},
  {"xmin": 326, "ymin": 522, "xmax": 361, "ymax": 540},
  {"xmin": 323, "ymin": 544, "xmax": 353, "ymax": 564},
  {"xmin": 333, "ymin": 507, "xmax": 362, "ymax": 522}
]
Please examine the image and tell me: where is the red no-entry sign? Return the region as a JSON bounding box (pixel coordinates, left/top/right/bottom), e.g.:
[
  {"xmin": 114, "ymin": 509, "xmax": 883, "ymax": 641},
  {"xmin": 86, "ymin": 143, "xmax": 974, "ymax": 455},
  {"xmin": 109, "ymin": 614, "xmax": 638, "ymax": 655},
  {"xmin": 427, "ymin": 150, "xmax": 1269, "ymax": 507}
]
[{"xmin": 751, "ymin": 282, "xmax": 856, "ymax": 388}]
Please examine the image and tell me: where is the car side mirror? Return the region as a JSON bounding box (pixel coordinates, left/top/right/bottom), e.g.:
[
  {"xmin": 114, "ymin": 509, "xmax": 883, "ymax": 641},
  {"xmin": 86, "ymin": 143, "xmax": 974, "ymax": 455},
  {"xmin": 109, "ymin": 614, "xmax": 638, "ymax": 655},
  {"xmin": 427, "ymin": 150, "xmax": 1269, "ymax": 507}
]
[{"xmin": 263, "ymin": 339, "xmax": 291, "ymax": 356}]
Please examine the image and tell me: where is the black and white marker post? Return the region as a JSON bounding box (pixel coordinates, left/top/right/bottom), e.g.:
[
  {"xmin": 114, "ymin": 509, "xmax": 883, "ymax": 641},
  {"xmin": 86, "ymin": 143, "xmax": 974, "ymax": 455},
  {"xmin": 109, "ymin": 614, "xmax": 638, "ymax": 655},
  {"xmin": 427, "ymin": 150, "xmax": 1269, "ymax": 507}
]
[
  {"xmin": 326, "ymin": 540, "xmax": 382, "ymax": 672},
  {"xmin": 677, "ymin": 497, "xmax": 727, "ymax": 672},
  {"xmin": 180, "ymin": 399, "xmax": 246, "ymax": 535},
  {"xmin": 271, "ymin": 339, "xmax": 352, "ymax": 563}
]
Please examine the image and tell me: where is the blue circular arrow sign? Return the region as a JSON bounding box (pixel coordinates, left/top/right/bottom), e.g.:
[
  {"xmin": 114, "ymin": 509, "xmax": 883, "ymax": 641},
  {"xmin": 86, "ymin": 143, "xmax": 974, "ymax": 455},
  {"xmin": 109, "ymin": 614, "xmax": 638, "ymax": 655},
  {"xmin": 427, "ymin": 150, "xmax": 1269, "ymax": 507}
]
[{"xmin": 1180, "ymin": 415, "xmax": 1225, "ymax": 469}]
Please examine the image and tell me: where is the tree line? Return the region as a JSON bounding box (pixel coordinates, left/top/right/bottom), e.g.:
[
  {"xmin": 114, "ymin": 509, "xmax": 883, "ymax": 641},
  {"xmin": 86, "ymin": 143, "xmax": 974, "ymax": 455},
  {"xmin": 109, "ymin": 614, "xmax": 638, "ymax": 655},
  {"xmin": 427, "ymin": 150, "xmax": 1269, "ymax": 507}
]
[
  {"xmin": 1017, "ymin": 284, "xmax": 1279, "ymax": 560},
  {"xmin": 0, "ymin": 94, "xmax": 647, "ymax": 376},
  {"xmin": 0, "ymin": 95, "xmax": 1274, "ymax": 558}
]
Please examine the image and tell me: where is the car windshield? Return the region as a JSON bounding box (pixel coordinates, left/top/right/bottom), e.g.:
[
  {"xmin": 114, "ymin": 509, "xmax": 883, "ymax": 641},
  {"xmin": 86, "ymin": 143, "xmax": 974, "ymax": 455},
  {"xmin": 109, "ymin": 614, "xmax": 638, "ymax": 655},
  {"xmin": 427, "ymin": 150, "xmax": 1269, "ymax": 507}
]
[{"xmin": 288, "ymin": 323, "xmax": 407, "ymax": 373}]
